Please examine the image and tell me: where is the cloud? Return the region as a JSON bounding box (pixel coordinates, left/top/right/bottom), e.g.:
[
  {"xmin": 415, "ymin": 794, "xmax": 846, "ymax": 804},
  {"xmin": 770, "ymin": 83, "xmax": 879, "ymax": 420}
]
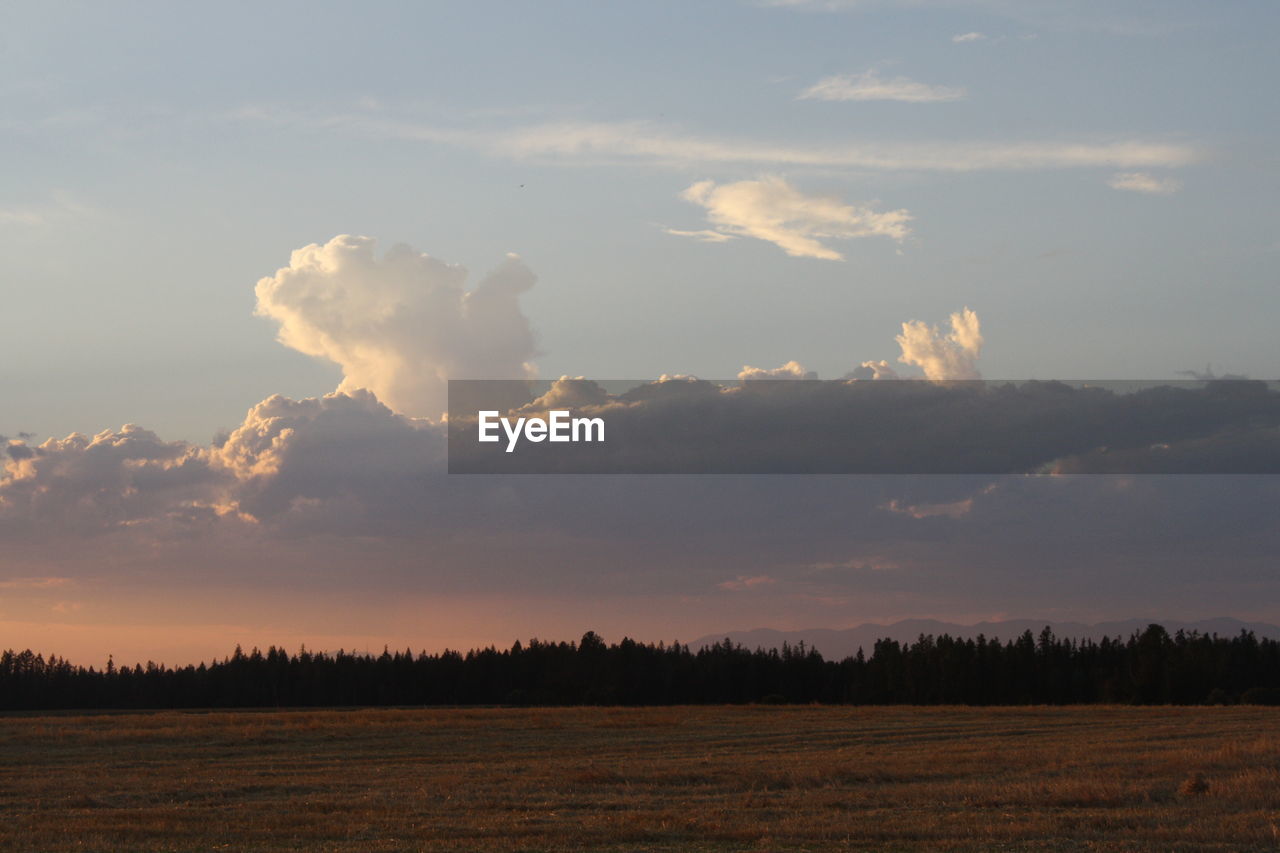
[
  {"xmin": 0, "ymin": 577, "xmax": 73, "ymax": 590},
  {"xmin": 244, "ymin": 110, "xmax": 1200, "ymax": 174},
  {"xmin": 799, "ymin": 70, "xmax": 966, "ymax": 103},
  {"xmin": 718, "ymin": 575, "xmax": 779, "ymax": 591},
  {"xmin": 254, "ymin": 235, "xmax": 538, "ymax": 420},
  {"xmin": 8, "ymin": 216, "xmax": 1280, "ymax": 649},
  {"xmin": 489, "ymin": 121, "xmax": 1196, "ymax": 173},
  {"xmin": 0, "ymin": 390, "xmax": 455, "ymax": 544},
  {"xmin": 15, "ymin": 373, "xmax": 1277, "ymax": 548},
  {"xmin": 0, "ymin": 207, "xmax": 46, "ymax": 227},
  {"xmin": 755, "ymin": 0, "xmax": 1190, "ymax": 36},
  {"xmin": 0, "ymin": 425, "xmax": 227, "ymax": 536},
  {"xmin": 214, "ymin": 389, "xmax": 446, "ymax": 529},
  {"xmin": 952, "ymin": 31, "xmax": 988, "ymax": 42},
  {"xmin": 662, "ymin": 227, "xmax": 736, "ymax": 243},
  {"xmin": 5, "ymin": 439, "xmax": 35, "ymax": 461},
  {"xmin": 678, "ymin": 176, "xmax": 911, "ymax": 260},
  {"xmin": 756, "ymin": 0, "xmax": 863, "ymax": 7},
  {"xmin": 0, "ymin": 193, "xmax": 93, "ymax": 228},
  {"xmin": 739, "ymin": 361, "xmax": 817, "ymax": 381},
  {"xmin": 845, "ymin": 360, "xmax": 901, "ymax": 380},
  {"xmin": 882, "ymin": 497, "xmax": 974, "ymax": 518},
  {"xmin": 896, "ymin": 307, "xmax": 983, "ymax": 380},
  {"xmin": 1108, "ymin": 171, "xmax": 1182, "ymax": 194},
  {"xmin": 521, "ymin": 377, "xmax": 614, "ymax": 412},
  {"xmin": 7, "ymin": 394, "xmax": 1280, "ymax": 646}
]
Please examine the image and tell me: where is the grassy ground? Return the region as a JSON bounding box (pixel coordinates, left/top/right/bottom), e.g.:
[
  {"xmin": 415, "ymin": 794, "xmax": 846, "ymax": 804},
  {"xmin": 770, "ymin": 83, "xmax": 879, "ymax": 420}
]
[{"xmin": 1, "ymin": 705, "xmax": 1277, "ymax": 851}]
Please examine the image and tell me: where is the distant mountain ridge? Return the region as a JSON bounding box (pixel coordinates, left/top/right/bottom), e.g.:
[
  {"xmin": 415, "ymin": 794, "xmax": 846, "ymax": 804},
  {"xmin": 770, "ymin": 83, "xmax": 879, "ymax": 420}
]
[{"xmin": 692, "ymin": 618, "xmax": 1280, "ymax": 661}]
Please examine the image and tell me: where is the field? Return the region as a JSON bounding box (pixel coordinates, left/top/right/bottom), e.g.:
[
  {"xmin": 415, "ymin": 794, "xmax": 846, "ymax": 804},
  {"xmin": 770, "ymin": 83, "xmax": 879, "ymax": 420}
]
[{"xmin": 1, "ymin": 705, "xmax": 1278, "ymax": 851}]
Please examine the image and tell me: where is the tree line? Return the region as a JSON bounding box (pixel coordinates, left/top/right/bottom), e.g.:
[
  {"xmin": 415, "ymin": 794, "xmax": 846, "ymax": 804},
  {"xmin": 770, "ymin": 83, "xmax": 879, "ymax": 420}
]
[{"xmin": 2, "ymin": 625, "xmax": 1279, "ymax": 711}]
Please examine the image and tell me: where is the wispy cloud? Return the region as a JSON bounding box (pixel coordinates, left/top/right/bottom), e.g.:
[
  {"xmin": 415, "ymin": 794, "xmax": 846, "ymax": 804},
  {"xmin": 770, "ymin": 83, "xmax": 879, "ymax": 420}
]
[
  {"xmin": 0, "ymin": 193, "xmax": 94, "ymax": 228},
  {"xmin": 662, "ymin": 227, "xmax": 736, "ymax": 243},
  {"xmin": 677, "ymin": 176, "xmax": 910, "ymax": 261},
  {"xmin": 799, "ymin": 70, "xmax": 966, "ymax": 102},
  {"xmin": 477, "ymin": 122, "xmax": 1198, "ymax": 173},
  {"xmin": 804, "ymin": 557, "xmax": 900, "ymax": 573},
  {"xmin": 0, "ymin": 207, "xmax": 47, "ymax": 226},
  {"xmin": 236, "ymin": 108, "xmax": 1200, "ymax": 175},
  {"xmin": 718, "ymin": 574, "xmax": 778, "ymax": 591},
  {"xmin": 0, "ymin": 577, "xmax": 74, "ymax": 590},
  {"xmin": 1107, "ymin": 171, "xmax": 1182, "ymax": 194},
  {"xmin": 952, "ymin": 31, "xmax": 988, "ymax": 42},
  {"xmin": 756, "ymin": 0, "xmax": 1192, "ymax": 36},
  {"xmin": 882, "ymin": 497, "xmax": 974, "ymax": 518},
  {"xmin": 756, "ymin": 0, "xmax": 864, "ymax": 8}
]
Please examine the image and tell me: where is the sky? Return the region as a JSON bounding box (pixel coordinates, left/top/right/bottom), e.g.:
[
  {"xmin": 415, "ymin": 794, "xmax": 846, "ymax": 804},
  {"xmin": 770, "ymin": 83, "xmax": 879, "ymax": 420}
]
[{"xmin": 2, "ymin": 1, "xmax": 1279, "ymax": 665}]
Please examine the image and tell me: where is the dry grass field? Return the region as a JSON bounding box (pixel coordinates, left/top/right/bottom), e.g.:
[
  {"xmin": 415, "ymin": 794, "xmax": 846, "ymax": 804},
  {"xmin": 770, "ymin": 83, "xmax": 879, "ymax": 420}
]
[{"xmin": 1, "ymin": 705, "xmax": 1278, "ymax": 851}]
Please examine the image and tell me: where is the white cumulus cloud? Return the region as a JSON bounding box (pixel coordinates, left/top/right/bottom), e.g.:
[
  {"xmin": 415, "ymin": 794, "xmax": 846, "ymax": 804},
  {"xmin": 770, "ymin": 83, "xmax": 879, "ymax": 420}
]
[
  {"xmin": 896, "ymin": 307, "xmax": 984, "ymax": 380},
  {"xmin": 738, "ymin": 361, "xmax": 817, "ymax": 382},
  {"xmin": 845, "ymin": 360, "xmax": 902, "ymax": 380},
  {"xmin": 254, "ymin": 235, "xmax": 538, "ymax": 420},
  {"xmin": 678, "ymin": 176, "xmax": 911, "ymax": 260}
]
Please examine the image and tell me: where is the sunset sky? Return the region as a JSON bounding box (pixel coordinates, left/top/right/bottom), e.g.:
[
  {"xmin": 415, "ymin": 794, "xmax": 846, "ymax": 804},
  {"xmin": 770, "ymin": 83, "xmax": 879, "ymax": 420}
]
[{"xmin": 3, "ymin": 1, "xmax": 1278, "ymax": 665}]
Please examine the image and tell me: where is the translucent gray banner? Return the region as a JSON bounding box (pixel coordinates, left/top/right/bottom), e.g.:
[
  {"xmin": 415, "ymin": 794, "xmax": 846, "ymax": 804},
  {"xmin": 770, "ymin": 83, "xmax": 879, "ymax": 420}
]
[{"xmin": 447, "ymin": 378, "xmax": 1280, "ymax": 474}]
